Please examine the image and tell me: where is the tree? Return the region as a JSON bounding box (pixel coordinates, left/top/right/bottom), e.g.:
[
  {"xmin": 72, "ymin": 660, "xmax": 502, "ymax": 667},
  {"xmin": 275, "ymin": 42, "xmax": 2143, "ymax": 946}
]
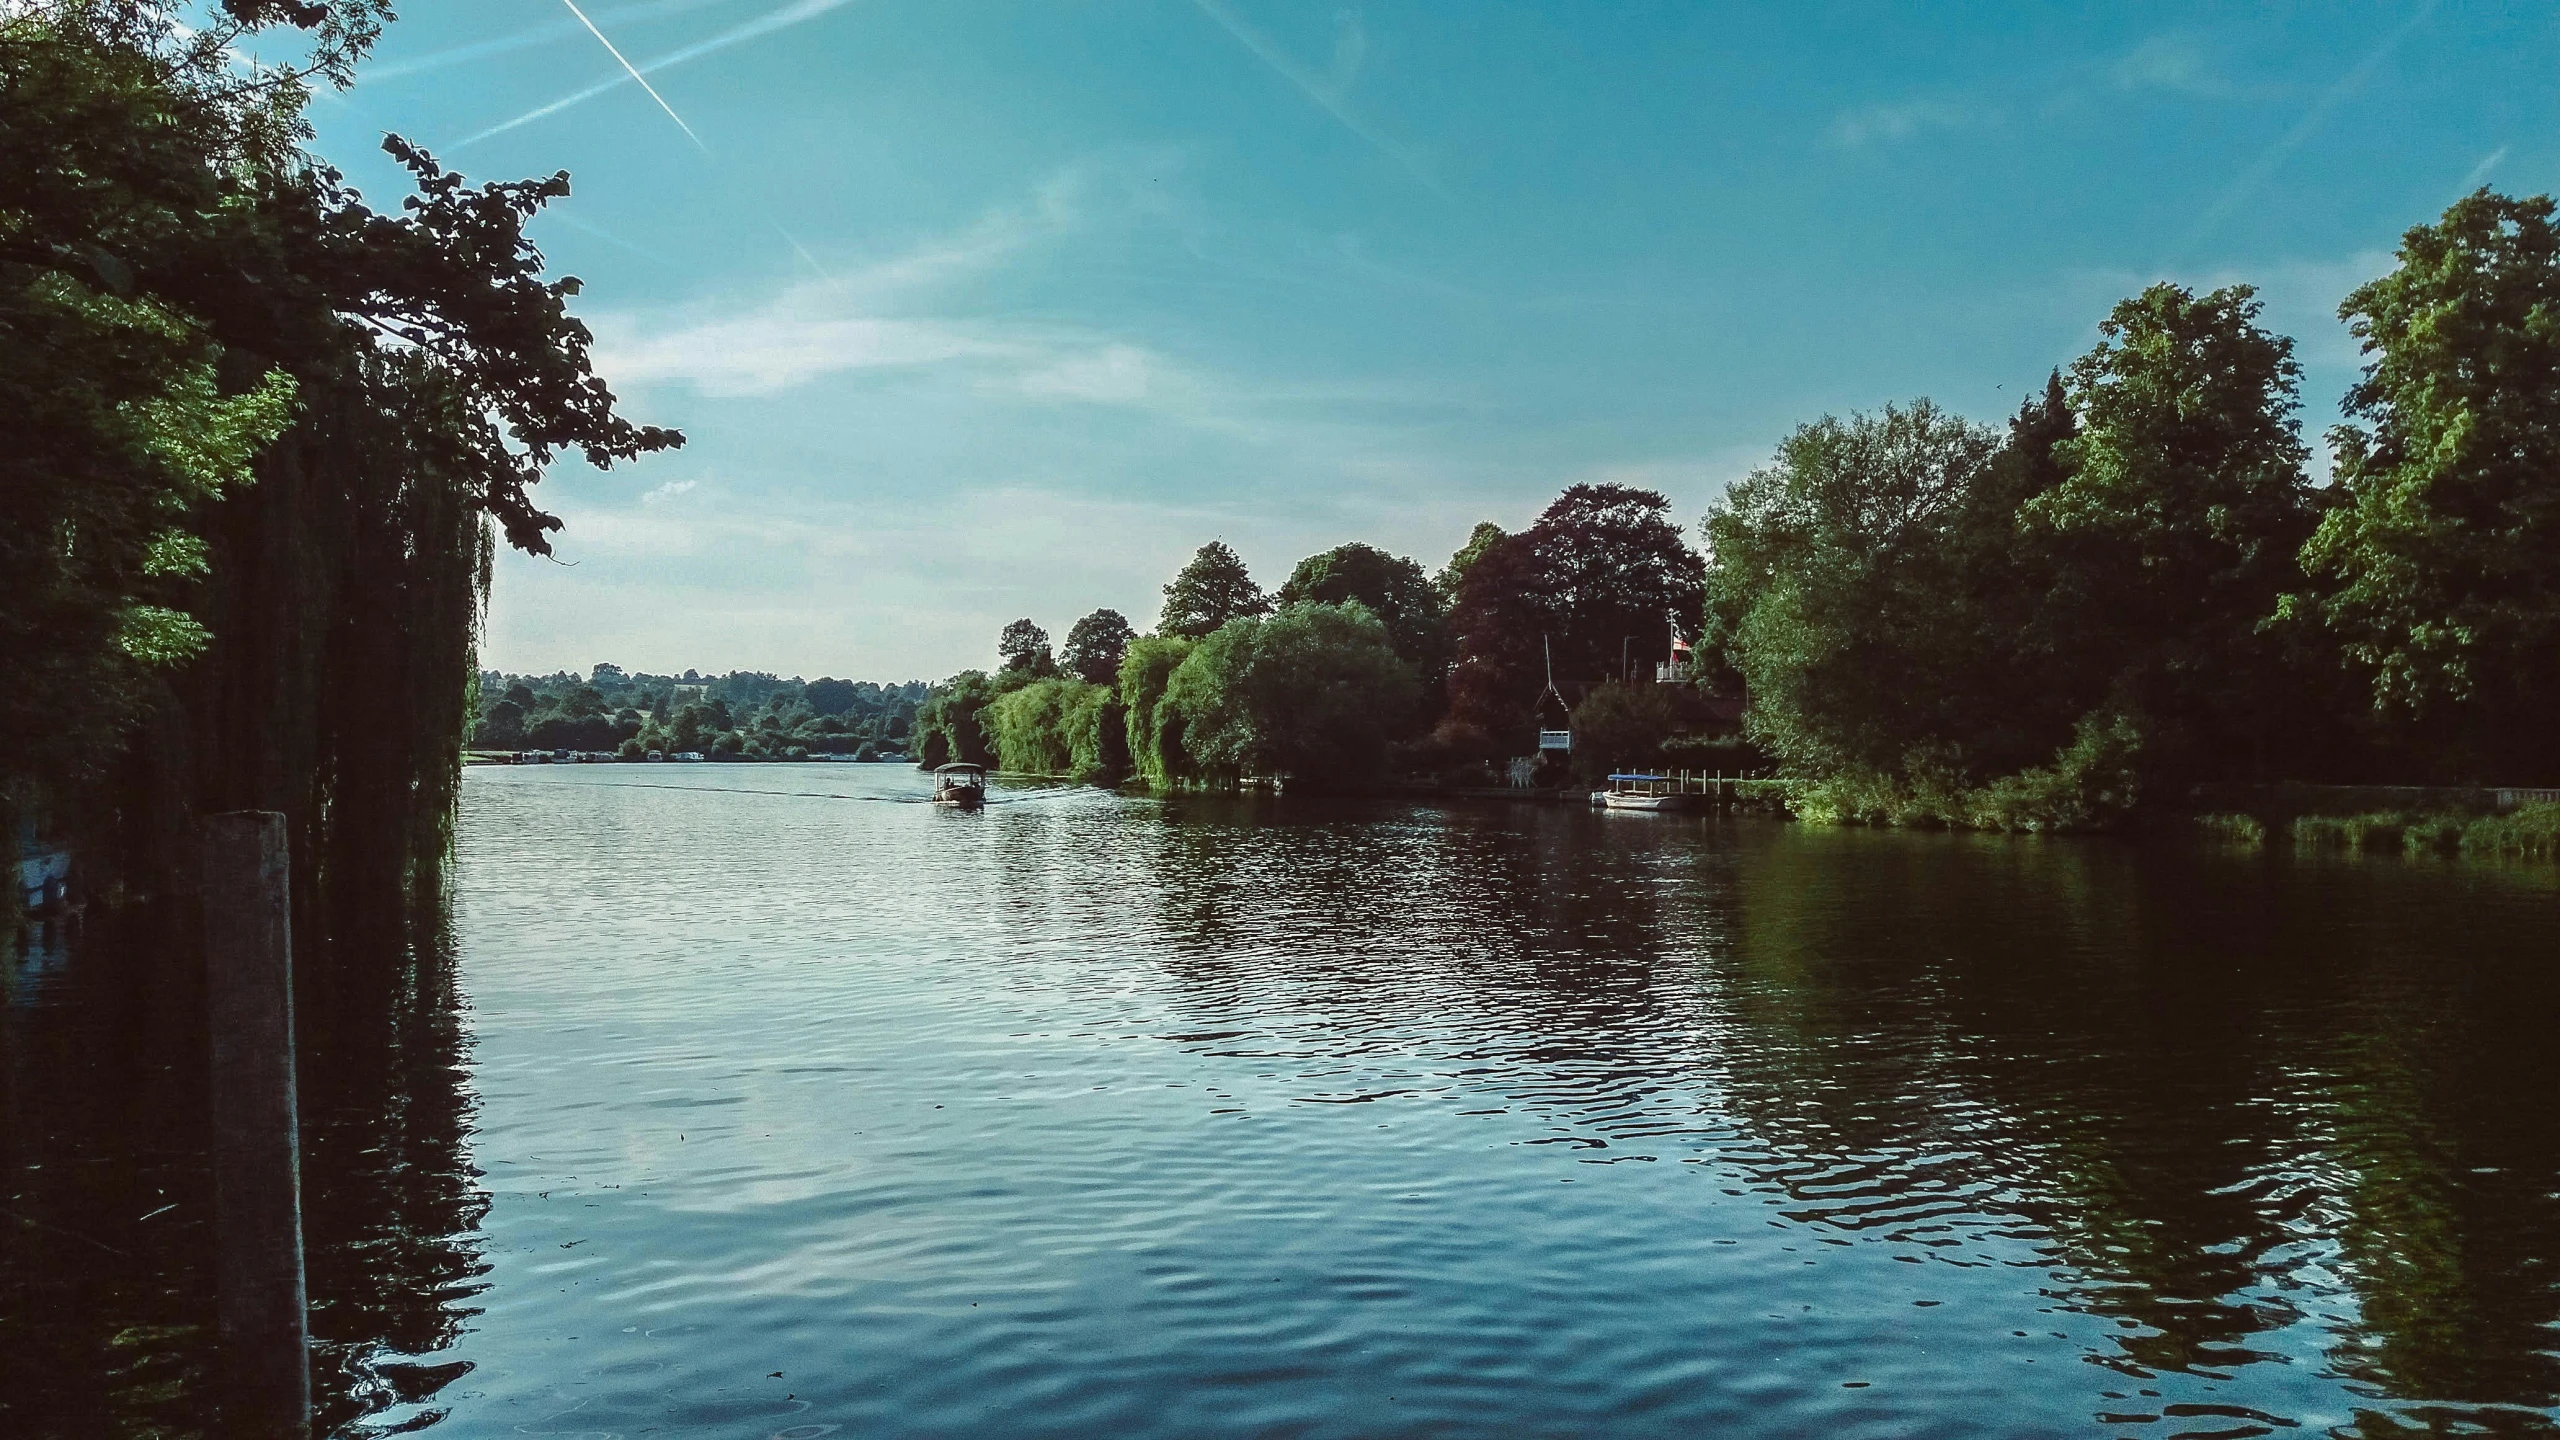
[
  {"xmin": 982, "ymin": 677, "xmax": 1126, "ymax": 781},
  {"xmin": 996, "ymin": 618, "xmax": 1053, "ymax": 674},
  {"xmin": 1437, "ymin": 521, "xmax": 1508, "ymax": 602},
  {"xmin": 1162, "ymin": 603, "xmax": 1417, "ymax": 789},
  {"xmin": 475, "ymin": 699, "xmax": 526, "ymax": 749},
  {"xmin": 1060, "ymin": 609, "xmax": 1136, "ymax": 685},
  {"xmin": 0, "ymin": 0, "xmax": 679, "ymax": 917},
  {"xmin": 804, "ymin": 677, "xmax": 856, "ymax": 715},
  {"xmin": 1441, "ymin": 530, "xmax": 1554, "ymax": 750},
  {"xmin": 1529, "ymin": 484, "xmax": 1706, "ymax": 682},
  {"xmin": 1567, "ymin": 682, "xmax": 1682, "ymax": 784},
  {"xmin": 1276, "ymin": 543, "xmax": 1449, "ymax": 678},
  {"xmin": 1118, "ymin": 635, "xmax": 1196, "ymax": 787},
  {"xmin": 912, "ymin": 671, "xmax": 998, "ymax": 768},
  {"xmin": 2032, "ymin": 282, "xmax": 2317, "ymax": 783},
  {"xmin": 1159, "ymin": 540, "xmax": 1269, "ymax": 638},
  {"xmin": 1702, "ymin": 400, "xmax": 2019, "ymax": 781},
  {"xmin": 2300, "ymin": 189, "xmax": 2560, "ymax": 780},
  {"xmin": 1442, "ymin": 485, "xmax": 1704, "ymax": 746}
]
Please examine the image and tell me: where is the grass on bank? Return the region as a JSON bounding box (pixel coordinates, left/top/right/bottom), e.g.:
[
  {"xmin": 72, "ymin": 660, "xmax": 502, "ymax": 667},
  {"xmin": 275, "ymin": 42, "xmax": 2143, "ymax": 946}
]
[{"xmin": 2192, "ymin": 801, "xmax": 2560, "ymax": 860}]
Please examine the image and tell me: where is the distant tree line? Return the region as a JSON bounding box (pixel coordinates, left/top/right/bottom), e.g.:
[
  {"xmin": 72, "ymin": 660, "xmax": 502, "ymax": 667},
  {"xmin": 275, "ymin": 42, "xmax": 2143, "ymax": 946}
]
[
  {"xmin": 911, "ymin": 504, "xmax": 1709, "ymax": 791},
  {"xmin": 471, "ymin": 666, "xmax": 927, "ymax": 762},
  {"xmin": 914, "ymin": 188, "xmax": 2560, "ymax": 822}
]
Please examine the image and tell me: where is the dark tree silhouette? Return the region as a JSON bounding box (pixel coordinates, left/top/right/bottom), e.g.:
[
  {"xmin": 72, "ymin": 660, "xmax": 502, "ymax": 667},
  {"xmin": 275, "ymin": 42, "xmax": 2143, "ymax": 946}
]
[
  {"xmin": 1061, "ymin": 609, "xmax": 1137, "ymax": 685},
  {"xmin": 1159, "ymin": 541, "xmax": 1269, "ymax": 638}
]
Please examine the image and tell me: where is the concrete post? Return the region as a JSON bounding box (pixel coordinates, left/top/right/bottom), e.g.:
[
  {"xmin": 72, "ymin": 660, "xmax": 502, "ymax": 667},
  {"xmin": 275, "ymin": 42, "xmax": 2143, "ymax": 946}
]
[{"xmin": 203, "ymin": 811, "xmax": 310, "ymax": 1437}]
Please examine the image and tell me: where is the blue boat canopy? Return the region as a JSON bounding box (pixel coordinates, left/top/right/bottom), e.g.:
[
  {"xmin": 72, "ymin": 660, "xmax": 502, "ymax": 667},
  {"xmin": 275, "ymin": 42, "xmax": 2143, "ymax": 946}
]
[{"xmin": 1608, "ymin": 773, "xmax": 1668, "ymax": 782}]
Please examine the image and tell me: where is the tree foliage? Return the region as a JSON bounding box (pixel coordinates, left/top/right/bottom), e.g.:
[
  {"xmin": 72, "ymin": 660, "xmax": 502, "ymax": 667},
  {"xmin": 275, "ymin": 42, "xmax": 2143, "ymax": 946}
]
[
  {"xmin": 1702, "ymin": 285, "xmax": 2321, "ymax": 826},
  {"xmin": 1437, "ymin": 521, "xmax": 1508, "ymax": 602},
  {"xmin": 1444, "ymin": 485, "xmax": 1703, "ymax": 747},
  {"xmin": 913, "ymin": 671, "xmax": 1001, "ymax": 768},
  {"xmin": 1117, "ymin": 635, "xmax": 1196, "ymax": 789},
  {"xmin": 1275, "ymin": 542, "xmax": 1449, "ymax": 678},
  {"xmin": 2301, "ymin": 190, "xmax": 2560, "ymax": 777},
  {"xmin": 997, "ymin": 618, "xmax": 1054, "ymax": 674},
  {"xmin": 2, "ymin": 0, "xmax": 678, "ymax": 912},
  {"xmin": 1705, "ymin": 400, "xmax": 2019, "ymax": 782},
  {"xmin": 982, "ymin": 677, "xmax": 1125, "ymax": 780},
  {"xmin": 1160, "ymin": 603, "xmax": 1416, "ymax": 789},
  {"xmin": 1060, "ymin": 608, "xmax": 1137, "ymax": 685},
  {"xmin": 2036, "ymin": 282, "xmax": 2318, "ymax": 782},
  {"xmin": 1158, "ymin": 540, "xmax": 1269, "ymax": 638},
  {"xmin": 1566, "ymin": 682, "xmax": 1683, "ymax": 784}
]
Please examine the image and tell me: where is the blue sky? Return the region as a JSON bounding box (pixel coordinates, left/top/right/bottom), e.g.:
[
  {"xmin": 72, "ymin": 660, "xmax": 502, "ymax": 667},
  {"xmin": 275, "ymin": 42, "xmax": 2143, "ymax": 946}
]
[{"xmin": 307, "ymin": 1, "xmax": 2555, "ymax": 682}]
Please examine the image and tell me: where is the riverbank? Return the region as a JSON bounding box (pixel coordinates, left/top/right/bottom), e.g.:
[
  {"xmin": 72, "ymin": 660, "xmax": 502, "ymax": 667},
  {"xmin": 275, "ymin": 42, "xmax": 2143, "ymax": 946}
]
[{"xmin": 2190, "ymin": 796, "xmax": 2560, "ymax": 861}]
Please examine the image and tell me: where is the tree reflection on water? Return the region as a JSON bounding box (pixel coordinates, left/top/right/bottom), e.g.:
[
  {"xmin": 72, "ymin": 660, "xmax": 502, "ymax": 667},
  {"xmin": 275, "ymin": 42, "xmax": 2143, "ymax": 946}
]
[
  {"xmin": 5, "ymin": 793, "xmax": 2557, "ymax": 1436},
  {"xmin": 0, "ymin": 902, "xmax": 488, "ymax": 1437}
]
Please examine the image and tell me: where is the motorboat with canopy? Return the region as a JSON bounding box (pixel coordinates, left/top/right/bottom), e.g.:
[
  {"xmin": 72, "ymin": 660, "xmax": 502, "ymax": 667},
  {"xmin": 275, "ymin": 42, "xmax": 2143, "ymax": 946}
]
[
  {"xmin": 933, "ymin": 763, "xmax": 987, "ymax": 807},
  {"xmin": 1595, "ymin": 773, "xmax": 1696, "ymax": 812}
]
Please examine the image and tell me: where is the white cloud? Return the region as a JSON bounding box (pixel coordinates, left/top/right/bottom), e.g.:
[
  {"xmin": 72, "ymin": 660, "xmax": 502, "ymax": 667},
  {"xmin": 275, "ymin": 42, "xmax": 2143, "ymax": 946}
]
[
  {"xmin": 2111, "ymin": 34, "xmax": 2232, "ymax": 97},
  {"xmin": 1829, "ymin": 99, "xmax": 1993, "ymax": 147},
  {"xmin": 591, "ymin": 307, "xmax": 1024, "ymax": 396}
]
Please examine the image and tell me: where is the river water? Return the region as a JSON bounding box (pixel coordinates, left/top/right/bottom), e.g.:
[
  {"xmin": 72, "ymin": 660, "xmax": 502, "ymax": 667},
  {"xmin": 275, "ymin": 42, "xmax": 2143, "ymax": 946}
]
[{"xmin": 6, "ymin": 764, "xmax": 2560, "ymax": 1437}]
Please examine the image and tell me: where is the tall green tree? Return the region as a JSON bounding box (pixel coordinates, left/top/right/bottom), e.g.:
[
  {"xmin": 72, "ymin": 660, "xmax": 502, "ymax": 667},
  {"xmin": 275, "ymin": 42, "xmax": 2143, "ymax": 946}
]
[
  {"xmin": 913, "ymin": 671, "xmax": 999, "ymax": 768},
  {"xmin": 1275, "ymin": 542, "xmax": 1449, "ymax": 678},
  {"xmin": 1162, "ymin": 603, "xmax": 1417, "ymax": 789},
  {"xmin": 1060, "ymin": 608, "xmax": 1136, "ymax": 685},
  {"xmin": 996, "ymin": 618, "xmax": 1053, "ymax": 674},
  {"xmin": 2033, "ymin": 282, "xmax": 2317, "ymax": 783},
  {"xmin": 1702, "ymin": 400, "xmax": 2016, "ymax": 782},
  {"xmin": 1158, "ymin": 540, "xmax": 1269, "ymax": 638},
  {"xmin": 1117, "ymin": 634, "xmax": 1196, "ymax": 787},
  {"xmin": 2, "ymin": 0, "xmax": 677, "ymax": 913},
  {"xmin": 982, "ymin": 677, "xmax": 1125, "ymax": 781},
  {"xmin": 2300, "ymin": 189, "xmax": 2560, "ymax": 780},
  {"xmin": 1566, "ymin": 682, "xmax": 1682, "ymax": 784}
]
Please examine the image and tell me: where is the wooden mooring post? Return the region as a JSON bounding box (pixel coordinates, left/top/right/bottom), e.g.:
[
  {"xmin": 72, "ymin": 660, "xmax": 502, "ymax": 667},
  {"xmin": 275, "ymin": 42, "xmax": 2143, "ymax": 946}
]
[{"xmin": 203, "ymin": 811, "xmax": 311, "ymax": 1438}]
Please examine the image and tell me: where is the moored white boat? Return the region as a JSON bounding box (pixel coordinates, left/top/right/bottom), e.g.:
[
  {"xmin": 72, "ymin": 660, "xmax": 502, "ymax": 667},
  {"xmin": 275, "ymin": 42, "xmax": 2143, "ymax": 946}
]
[{"xmin": 1594, "ymin": 773, "xmax": 1696, "ymax": 812}]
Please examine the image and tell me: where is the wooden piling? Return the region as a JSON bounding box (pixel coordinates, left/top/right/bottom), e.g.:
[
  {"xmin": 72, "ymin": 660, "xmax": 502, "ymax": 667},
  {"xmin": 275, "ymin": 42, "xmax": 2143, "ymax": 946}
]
[{"xmin": 203, "ymin": 811, "xmax": 310, "ymax": 1437}]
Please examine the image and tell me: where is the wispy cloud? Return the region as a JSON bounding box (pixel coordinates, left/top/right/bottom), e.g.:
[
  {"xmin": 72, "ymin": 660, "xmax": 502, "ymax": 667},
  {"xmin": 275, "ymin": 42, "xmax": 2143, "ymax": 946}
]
[
  {"xmin": 582, "ymin": 176, "xmax": 1173, "ymax": 400},
  {"xmin": 2460, "ymin": 145, "xmax": 2509, "ymax": 191},
  {"xmin": 1829, "ymin": 98, "xmax": 1993, "ymax": 147},
  {"xmin": 593, "ymin": 306, "xmax": 1021, "ymax": 396},
  {"xmin": 1187, "ymin": 0, "xmax": 1439, "ymax": 193},
  {"xmin": 591, "ymin": 202, "xmax": 1444, "ymax": 470},
  {"xmin": 456, "ymin": 0, "xmax": 857, "ymax": 148},
  {"xmin": 538, "ymin": 208, "xmax": 678, "ymax": 267},
  {"xmin": 2110, "ymin": 34, "xmax": 2233, "ymax": 97},
  {"xmin": 2174, "ymin": 0, "xmax": 2437, "ymax": 260}
]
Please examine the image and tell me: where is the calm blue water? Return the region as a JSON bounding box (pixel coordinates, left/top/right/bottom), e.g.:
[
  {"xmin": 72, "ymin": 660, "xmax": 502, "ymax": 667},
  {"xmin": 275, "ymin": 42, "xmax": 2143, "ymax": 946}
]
[{"xmin": 8, "ymin": 763, "xmax": 2560, "ymax": 1437}]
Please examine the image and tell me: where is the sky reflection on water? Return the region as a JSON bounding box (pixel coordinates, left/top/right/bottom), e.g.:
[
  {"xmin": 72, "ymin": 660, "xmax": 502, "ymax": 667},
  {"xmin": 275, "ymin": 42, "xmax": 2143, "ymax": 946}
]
[{"xmin": 6, "ymin": 764, "xmax": 2559, "ymax": 1437}]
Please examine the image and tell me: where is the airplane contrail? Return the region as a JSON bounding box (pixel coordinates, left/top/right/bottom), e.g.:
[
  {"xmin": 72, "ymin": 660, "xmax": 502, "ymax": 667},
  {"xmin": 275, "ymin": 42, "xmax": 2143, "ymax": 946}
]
[
  {"xmin": 458, "ymin": 0, "xmax": 855, "ymax": 149},
  {"xmin": 2173, "ymin": 0, "xmax": 2436, "ymax": 261},
  {"xmin": 360, "ymin": 0, "xmax": 745, "ymax": 85},
  {"xmin": 557, "ymin": 0, "xmax": 707, "ymax": 151},
  {"xmin": 1188, "ymin": 0, "xmax": 1442, "ymax": 195}
]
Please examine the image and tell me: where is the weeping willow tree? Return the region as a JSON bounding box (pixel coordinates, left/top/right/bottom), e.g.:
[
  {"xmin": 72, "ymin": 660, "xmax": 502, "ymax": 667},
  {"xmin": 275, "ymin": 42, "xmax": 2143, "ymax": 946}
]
[{"xmin": 2, "ymin": 0, "xmax": 679, "ymax": 945}]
